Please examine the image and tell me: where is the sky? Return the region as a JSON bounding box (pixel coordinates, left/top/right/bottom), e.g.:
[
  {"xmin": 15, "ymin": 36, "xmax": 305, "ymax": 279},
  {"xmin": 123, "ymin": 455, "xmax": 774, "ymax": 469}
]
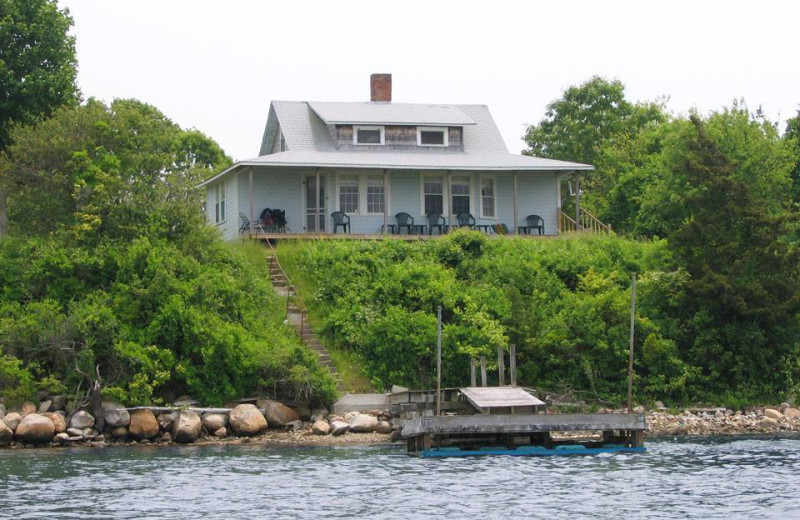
[{"xmin": 58, "ymin": 0, "xmax": 800, "ymax": 162}]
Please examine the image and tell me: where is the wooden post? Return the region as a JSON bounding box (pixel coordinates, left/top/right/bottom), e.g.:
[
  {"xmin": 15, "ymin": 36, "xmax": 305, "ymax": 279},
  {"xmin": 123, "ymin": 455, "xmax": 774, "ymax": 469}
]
[
  {"xmin": 480, "ymin": 356, "xmax": 487, "ymax": 387},
  {"xmin": 574, "ymin": 173, "xmax": 581, "ymax": 231},
  {"xmin": 446, "ymin": 170, "xmax": 452, "ymax": 231},
  {"xmin": 470, "ymin": 359, "xmax": 477, "ymax": 387},
  {"xmin": 497, "ymin": 346, "xmax": 505, "ymax": 386},
  {"xmin": 513, "ymin": 171, "xmax": 518, "ymax": 234},
  {"xmin": 627, "ymin": 273, "xmax": 637, "ymax": 413},
  {"xmin": 436, "ymin": 305, "xmax": 442, "ymax": 416},
  {"xmin": 315, "ymin": 169, "xmax": 321, "ymax": 233},
  {"xmin": 383, "ymin": 168, "xmax": 388, "ymax": 235},
  {"xmin": 248, "ymin": 167, "xmax": 254, "ymax": 235},
  {"xmin": 510, "ymin": 343, "xmax": 517, "ymax": 387}
]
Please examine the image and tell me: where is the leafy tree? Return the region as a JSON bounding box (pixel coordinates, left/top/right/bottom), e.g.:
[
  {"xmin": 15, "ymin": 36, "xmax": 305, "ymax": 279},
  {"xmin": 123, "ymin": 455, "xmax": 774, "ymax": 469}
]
[
  {"xmin": 785, "ymin": 111, "xmax": 800, "ymax": 204},
  {"xmin": 0, "ymin": 0, "xmax": 79, "ymax": 234}
]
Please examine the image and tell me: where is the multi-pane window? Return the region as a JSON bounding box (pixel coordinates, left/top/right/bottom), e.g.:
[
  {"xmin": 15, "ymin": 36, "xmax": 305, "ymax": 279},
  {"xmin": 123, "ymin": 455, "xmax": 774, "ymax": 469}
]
[
  {"xmin": 417, "ymin": 127, "xmax": 448, "ymax": 146},
  {"xmin": 215, "ymin": 182, "xmax": 226, "ymax": 223},
  {"xmin": 354, "ymin": 126, "xmax": 384, "ymax": 145},
  {"xmin": 481, "ymin": 177, "xmax": 495, "ymax": 218},
  {"xmin": 424, "ymin": 176, "xmax": 444, "ymax": 215},
  {"xmin": 451, "ymin": 176, "xmax": 471, "ymax": 215},
  {"xmin": 339, "ymin": 175, "xmax": 359, "ymax": 213},
  {"xmin": 367, "ymin": 176, "xmax": 385, "ymax": 214}
]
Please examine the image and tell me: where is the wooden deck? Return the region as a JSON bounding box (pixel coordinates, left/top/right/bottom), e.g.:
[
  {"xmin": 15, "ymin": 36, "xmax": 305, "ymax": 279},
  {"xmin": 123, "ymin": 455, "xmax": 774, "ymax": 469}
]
[{"xmin": 247, "ymin": 232, "xmax": 556, "ymax": 241}]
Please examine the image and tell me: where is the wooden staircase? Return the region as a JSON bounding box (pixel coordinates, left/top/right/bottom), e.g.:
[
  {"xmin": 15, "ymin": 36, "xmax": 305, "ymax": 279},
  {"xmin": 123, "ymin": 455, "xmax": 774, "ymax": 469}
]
[{"xmin": 265, "ymin": 251, "xmax": 346, "ymax": 393}]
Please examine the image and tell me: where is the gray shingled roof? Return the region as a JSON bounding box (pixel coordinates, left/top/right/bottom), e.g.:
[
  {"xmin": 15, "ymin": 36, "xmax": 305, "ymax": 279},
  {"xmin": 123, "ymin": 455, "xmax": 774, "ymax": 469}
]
[{"xmin": 308, "ymin": 101, "xmax": 476, "ymax": 126}]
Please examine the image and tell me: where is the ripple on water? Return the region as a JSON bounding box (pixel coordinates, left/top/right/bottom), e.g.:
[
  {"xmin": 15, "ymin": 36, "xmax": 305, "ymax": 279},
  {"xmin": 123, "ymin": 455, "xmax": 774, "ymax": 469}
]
[{"xmin": 1, "ymin": 437, "xmax": 800, "ymax": 519}]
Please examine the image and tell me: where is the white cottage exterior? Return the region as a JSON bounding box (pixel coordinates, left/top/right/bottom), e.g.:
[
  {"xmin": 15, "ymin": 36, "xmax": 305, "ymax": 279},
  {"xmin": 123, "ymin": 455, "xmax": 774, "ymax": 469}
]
[{"xmin": 199, "ymin": 74, "xmax": 594, "ymax": 241}]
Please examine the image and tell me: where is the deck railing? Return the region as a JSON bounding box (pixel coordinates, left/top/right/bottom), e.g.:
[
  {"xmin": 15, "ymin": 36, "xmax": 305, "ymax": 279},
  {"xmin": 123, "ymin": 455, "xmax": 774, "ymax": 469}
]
[{"xmin": 558, "ymin": 209, "xmax": 612, "ymax": 234}]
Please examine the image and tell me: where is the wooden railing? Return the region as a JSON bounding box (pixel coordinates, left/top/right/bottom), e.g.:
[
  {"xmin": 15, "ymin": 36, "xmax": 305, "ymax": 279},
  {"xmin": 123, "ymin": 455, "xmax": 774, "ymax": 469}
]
[{"xmin": 558, "ymin": 209, "xmax": 612, "ymax": 234}]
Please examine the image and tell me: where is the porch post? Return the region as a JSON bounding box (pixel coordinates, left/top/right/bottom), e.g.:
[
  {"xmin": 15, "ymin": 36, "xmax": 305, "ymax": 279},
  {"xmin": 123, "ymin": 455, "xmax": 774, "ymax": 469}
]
[
  {"xmin": 574, "ymin": 172, "xmax": 581, "ymax": 230},
  {"xmin": 446, "ymin": 170, "xmax": 452, "ymax": 229},
  {"xmin": 248, "ymin": 167, "xmax": 254, "ymax": 235},
  {"xmin": 315, "ymin": 168, "xmax": 321, "ymax": 234},
  {"xmin": 383, "ymin": 168, "xmax": 388, "ymax": 235},
  {"xmin": 513, "ymin": 171, "xmax": 518, "ymax": 234}
]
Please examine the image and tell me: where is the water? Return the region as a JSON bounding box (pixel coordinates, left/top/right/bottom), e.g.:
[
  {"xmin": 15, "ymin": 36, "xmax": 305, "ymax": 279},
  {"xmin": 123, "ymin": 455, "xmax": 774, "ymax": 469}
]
[{"xmin": 1, "ymin": 436, "xmax": 799, "ymax": 519}]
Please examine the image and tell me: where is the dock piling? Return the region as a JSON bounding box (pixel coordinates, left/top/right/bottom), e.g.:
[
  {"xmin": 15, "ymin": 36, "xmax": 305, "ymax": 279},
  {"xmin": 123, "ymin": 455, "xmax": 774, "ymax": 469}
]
[
  {"xmin": 480, "ymin": 356, "xmax": 487, "ymax": 387},
  {"xmin": 470, "ymin": 359, "xmax": 477, "ymax": 387},
  {"xmin": 510, "ymin": 344, "xmax": 517, "ymax": 387},
  {"xmin": 498, "ymin": 346, "xmax": 505, "ymax": 386}
]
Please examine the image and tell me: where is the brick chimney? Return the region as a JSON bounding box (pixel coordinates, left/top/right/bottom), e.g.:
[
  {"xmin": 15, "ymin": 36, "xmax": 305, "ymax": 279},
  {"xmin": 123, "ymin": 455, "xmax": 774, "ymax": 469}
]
[{"xmin": 370, "ymin": 73, "xmax": 392, "ymax": 102}]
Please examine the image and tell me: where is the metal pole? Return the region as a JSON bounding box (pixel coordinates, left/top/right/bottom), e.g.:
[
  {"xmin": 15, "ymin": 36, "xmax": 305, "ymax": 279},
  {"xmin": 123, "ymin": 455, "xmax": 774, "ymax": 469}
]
[
  {"xmin": 497, "ymin": 345, "xmax": 505, "ymax": 386},
  {"xmin": 436, "ymin": 305, "xmax": 442, "ymax": 416},
  {"xmin": 627, "ymin": 273, "xmax": 637, "ymax": 413},
  {"xmin": 510, "ymin": 343, "xmax": 517, "ymax": 387}
]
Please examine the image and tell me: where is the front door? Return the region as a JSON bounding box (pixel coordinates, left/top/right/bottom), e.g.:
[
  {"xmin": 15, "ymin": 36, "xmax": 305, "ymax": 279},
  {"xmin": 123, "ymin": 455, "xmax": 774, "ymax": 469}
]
[{"xmin": 305, "ymin": 174, "xmax": 326, "ymax": 232}]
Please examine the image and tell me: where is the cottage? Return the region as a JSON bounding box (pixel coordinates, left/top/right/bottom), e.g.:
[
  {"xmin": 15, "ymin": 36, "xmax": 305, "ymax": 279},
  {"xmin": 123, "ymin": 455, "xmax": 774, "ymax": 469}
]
[{"xmin": 200, "ymin": 74, "xmax": 598, "ymax": 240}]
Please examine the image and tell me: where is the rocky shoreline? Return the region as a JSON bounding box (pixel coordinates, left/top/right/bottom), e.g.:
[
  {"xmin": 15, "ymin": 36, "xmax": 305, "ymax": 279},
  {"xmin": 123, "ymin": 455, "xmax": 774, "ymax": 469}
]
[{"xmin": 645, "ymin": 403, "xmax": 800, "ymax": 437}]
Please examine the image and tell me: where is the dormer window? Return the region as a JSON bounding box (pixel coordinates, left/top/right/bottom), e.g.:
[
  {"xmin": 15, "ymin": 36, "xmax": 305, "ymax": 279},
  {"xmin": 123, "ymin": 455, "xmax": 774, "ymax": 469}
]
[
  {"xmin": 354, "ymin": 125, "xmax": 385, "ymax": 145},
  {"xmin": 417, "ymin": 127, "xmax": 448, "ymax": 147}
]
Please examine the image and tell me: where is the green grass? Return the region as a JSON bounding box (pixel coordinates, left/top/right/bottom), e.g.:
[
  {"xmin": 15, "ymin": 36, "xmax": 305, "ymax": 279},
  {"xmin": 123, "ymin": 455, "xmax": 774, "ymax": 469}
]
[{"xmin": 276, "ymin": 239, "xmax": 375, "ymax": 393}]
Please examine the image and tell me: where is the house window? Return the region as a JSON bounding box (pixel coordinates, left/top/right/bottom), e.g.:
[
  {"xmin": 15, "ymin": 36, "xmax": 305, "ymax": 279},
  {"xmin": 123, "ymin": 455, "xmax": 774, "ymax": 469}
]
[
  {"xmin": 215, "ymin": 182, "xmax": 226, "ymax": 223},
  {"xmin": 417, "ymin": 127, "xmax": 448, "ymax": 147},
  {"xmin": 423, "ymin": 176, "xmax": 444, "ymax": 215},
  {"xmin": 451, "ymin": 175, "xmax": 471, "ymax": 215},
  {"xmin": 480, "ymin": 176, "xmax": 496, "ymax": 218},
  {"xmin": 354, "ymin": 125, "xmax": 385, "ymax": 145},
  {"xmin": 367, "ymin": 176, "xmax": 385, "ymax": 214},
  {"xmin": 339, "ymin": 175, "xmax": 359, "ymax": 213}
]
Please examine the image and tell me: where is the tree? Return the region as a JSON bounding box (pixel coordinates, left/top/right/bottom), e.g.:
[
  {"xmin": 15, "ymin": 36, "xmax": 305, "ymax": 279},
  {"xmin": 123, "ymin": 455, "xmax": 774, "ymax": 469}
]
[
  {"xmin": 0, "ymin": 0, "xmax": 79, "ymax": 235},
  {"xmin": 785, "ymin": 111, "xmax": 800, "ymax": 205}
]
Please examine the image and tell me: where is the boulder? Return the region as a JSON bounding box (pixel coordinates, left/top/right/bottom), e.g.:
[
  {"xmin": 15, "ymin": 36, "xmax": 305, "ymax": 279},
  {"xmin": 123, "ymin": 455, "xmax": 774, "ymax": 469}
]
[
  {"xmin": 83, "ymin": 428, "xmax": 99, "ymax": 438},
  {"xmin": 111, "ymin": 427, "xmax": 128, "ymax": 439},
  {"xmin": 172, "ymin": 411, "xmax": 202, "ymax": 443},
  {"xmin": 42, "ymin": 413, "xmax": 67, "ymax": 433},
  {"xmin": 54, "ymin": 432, "xmax": 70, "ymax": 444},
  {"xmin": 202, "ymin": 413, "xmax": 228, "ymax": 432},
  {"xmin": 343, "ymin": 412, "xmax": 359, "ymax": 422},
  {"xmin": 69, "ymin": 410, "xmax": 96, "ymax": 430},
  {"xmin": 160, "ymin": 432, "xmax": 172, "ymax": 443},
  {"xmin": 158, "ymin": 413, "xmax": 176, "ymax": 432},
  {"xmin": 49, "ymin": 395, "xmax": 66, "ymax": 411},
  {"xmin": 14, "ymin": 414, "xmax": 55, "ymax": 443},
  {"xmin": 312, "ymin": 420, "xmax": 330, "ymax": 435},
  {"xmin": 3, "ymin": 412, "xmax": 22, "ymax": 432},
  {"xmin": 213, "ymin": 427, "xmax": 227, "ymax": 439},
  {"xmin": 260, "ymin": 400, "xmax": 300, "ymax": 428},
  {"xmin": 784, "ymin": 408, "xmax": 800, "ymax": 419},
  {"xmin": 759, "ymin": 417, "xmax": 779, "ymax": 429},
  {"xmin": 295, "ymin": 403, "xmax": 312, "ymax": 421},
  {"xmin": 633, "ymin": 405, "xmax": 646, "ymax": 414},
  {"xmin": 286, "ymin": 420, "xmax": 303, "ymax": 431},
  {"xmin": 129, "ymin": 410, "xmax": 159, "ymax": 440},
  {"xmin": 101, "ymin": 402, "xmax": 130, "ymax": 428},
  {"xmin": 66, "ymin": 428, "xmax": 83, "ymax": 437},
  {"xmin": 375, "ymin": 420, "xmax": 392, "ymax": 434},
  {"xmin": 330, "ymin": 420, "xmax": 349, "ymax": 436},
  {"xmin": 0, "ymin": 420, "xmax": 12, "ymax": 445},
  {"xmin": 21, "ymin": 402, "xmax": 36, "ymax": 416},
  {"xmin": 348, "ymin": 413, "xmax": 378, "ymax": 433},
  {"xmin": 764, "ymin": 408, "xmax": 784, "ymax": 420},
  {"xmin": 229, "ymin": 404, "xmax": 268, "ymax": 436},
  {"xmin": 389, "ymin": 429, "xmax": 403, "ymax": 442},
  {"xmin": 665, "ymin": 424, "xmax": 689, "ymax": 435},
  {"xmin": 310, "ymin": 408, "xmax": 329, "ymax": 422},
  {"xmin": 38, "ymin": 400, "xmax": 53, "ymax": 413}
]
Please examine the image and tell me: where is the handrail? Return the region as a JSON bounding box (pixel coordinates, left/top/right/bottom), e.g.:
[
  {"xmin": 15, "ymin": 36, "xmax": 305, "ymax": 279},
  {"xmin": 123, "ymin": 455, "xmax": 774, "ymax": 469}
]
[
  {"xmin": 263, "ymin": 239, "xmax": 307, "ymax": 337},
  {"xmin": 559, "ymin": 210, "xmax": 612, "ymax": 234}
]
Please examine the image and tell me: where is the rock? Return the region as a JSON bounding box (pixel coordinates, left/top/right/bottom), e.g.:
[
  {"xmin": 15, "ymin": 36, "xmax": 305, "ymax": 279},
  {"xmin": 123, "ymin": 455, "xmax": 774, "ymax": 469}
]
[
  {"xmin": 389, "ymin": 429, "xmax": 403, "ymax": 442},
  {"xmin": 66, "ymin": 428, "xmax": 83, "ymax": 436},
  {"xmin": 3, "ymin": 412, "xmax": 22, "ymax": 431},
  {"xmin": 0, "ymin": 403, "xmax": 5, "ymax": 420},
  {"xmin": 759, "ymin": 417, "xmax": 779, "ymax": 429},
  {"xmin": 764, "ymin": 408, "xmax": 784, "ymax": 420},
  {"xmin": 172, "ymin": 411, "xmax": 202, "ymax": 443},
  {"xmin": 69, "ymin": 410, "xmax": 96, "ymax": 430},
  {"xmin": 310, "ymin": 408, "xmax": 328, "ymax": 422},
  {"xmin": 287, "ymin": 420, "xmax": 303, "ymax": 431},
  {"xmin": 312, "ymin": 420, "xmax": 330, "ymax": 435},
  {"xmin": 260, "ymin": 400, "xmax": 300, "ymax": 428},
  {"xmin": 295, "ymin": 403, "xmax": 311, "ymax": 421},
  {"xmin": 160, "ymin": 432, "xmax": 172, "ymax": 443},
  {"xmin": 129, "ymin": 410, "xmax": 159, "ymax": 440},
  {"xmin": 202, "ymin": 413, "xmax": 228, "ymax": 432},
  {"xmin": 213, "ymin": 427, "xmax": 227, "ymax": 439},
  {"xmin": 42, "ymin": 413, "xmax": 66, "ymax": 433},
  {"xmin": 781, "ymin": 402, "xmax": 791, "ymax": 411},
  {"xmin": 654, "ymin": 401, "xmax": 665, "ymax": 410},
  {"xmin": 38, "ymin": 400, "xmax": 53, "ymax": 413},
  {"xmin": 0, "ymin": 420, "xmax": 12, "ymax": 445},
  {"xmin": 14, "ymin": 414, "xmax": 55, "ymax": 443},
  {"xmin": 35, "ymin": 390, "xmax": 49, "ymax": 401},
  {"xmin": 21, "ymin": 402, "xmax": 36, "ymax": 416},
  {"xmin": 784, "ymin": 408, "xmax": 800, "ymax": 419},
  {"xmin": 101, "ymin": 402, "xmax": 130, "ymax": 428},
  {"xmin": 348, "ymin": 413, "xmax": 379, "ymax": 433},
  {"xmin": 666, "ymin": 424, "xmax": 689, "ymax": 435},
  {"xmin": 111, "ymin": 427, "xmax": 128, "ymax": 439},
  {"xmin": 83, "ymin": 428, "xmax": 99, "ymax": 437},
  {"xmin": 375, "ymin": 420, "xmax": 392, "ymax": 434},
  {"xmin": 158, "ymin": 413, "xmax": 175, "ymax": 432},
  {"xmin": 633, "ymin": 405, "xmax": 646, "ymax": 414},
  {"xmin": 49, "ymin": 395, "xmax": 66, "ymax": 411},
  {"xmin": 54, "ymin": 432, "xmax": 70, "ymax": 444},
  {"xmin": 229, "ymin": 404, "xmax": 268, "ymax": 436},
  {"xmin": 343, "ymin": 412, "xmax": 359, "ymax": 422},
  {"xmin": 330, "ymin": 420, "xmax": 349, "ymax": 436}
]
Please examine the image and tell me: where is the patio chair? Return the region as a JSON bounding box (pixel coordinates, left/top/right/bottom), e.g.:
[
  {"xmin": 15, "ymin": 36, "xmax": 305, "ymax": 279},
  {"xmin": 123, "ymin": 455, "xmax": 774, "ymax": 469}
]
[
  {"xmin": 239, "ymin": 213, "xmax": 250, "ymax": 235},
  {"xmin": 455, "ymin": 213, "xmax": 476, "ymax": 229},
  {"xmin": 395, "ymin": 212, "xmax": 415, "ymax": 234},
  {"xmin": 493, "ymin": 223, "xmax": 510, "ymax": 235},
  {"xmin": 331, "ymin": 211, "xmax": 351, "ymax": 234},
  {"xmin": 426, "ymin": 213, "xmax": 447, "ymax": 235},
  {"xmin": 519, "ymin": 214, "xmax": 545, "ymax": 235}
]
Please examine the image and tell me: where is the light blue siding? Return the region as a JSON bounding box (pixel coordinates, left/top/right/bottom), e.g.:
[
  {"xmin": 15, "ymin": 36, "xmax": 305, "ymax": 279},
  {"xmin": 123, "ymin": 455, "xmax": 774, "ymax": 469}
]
[{"xmin": 205, "ymin": 175, "xmax": 239, "ymax": 241}]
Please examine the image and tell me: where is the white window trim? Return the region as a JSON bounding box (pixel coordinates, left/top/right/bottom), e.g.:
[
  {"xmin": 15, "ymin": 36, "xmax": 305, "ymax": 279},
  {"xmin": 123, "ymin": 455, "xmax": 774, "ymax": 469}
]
[
  {"xmin": 335, "ymin": 172, "xmax": 390, "ymax": 216},
  {"xmin": 417, "ymin": 126, "xmax": 449, "ymax": 147},
  {"xmin": 365, "ymin": 174, "xmax": 387, "ymax": 216},
  {"xmin": 215, "ymin": 181, "xmax": 226, "ymax": 224},
  {"xmin": 336, "ymin": 174, "xmax": 360, "ymax": 215},
  {"xmin": 419, "ymin": 173, "xmax": 447, "ymax": 216},
  {"xmin": 480, "ymin": 174, "xmax": 497, "ymax": 220},
  {"xmin": 353, "ymin": 125, "xmax": 385, "ymax": 146},
  {"xmin": 449, "ymin": 174, "xmax": 474, "ymax": 218}
]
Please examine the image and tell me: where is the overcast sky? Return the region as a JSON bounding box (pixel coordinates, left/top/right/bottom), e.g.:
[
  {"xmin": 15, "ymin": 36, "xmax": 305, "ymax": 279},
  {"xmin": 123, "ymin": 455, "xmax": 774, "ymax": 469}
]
[{"xmin": 59, "ymin": 0, "xmax": 799, "ymax": 161}]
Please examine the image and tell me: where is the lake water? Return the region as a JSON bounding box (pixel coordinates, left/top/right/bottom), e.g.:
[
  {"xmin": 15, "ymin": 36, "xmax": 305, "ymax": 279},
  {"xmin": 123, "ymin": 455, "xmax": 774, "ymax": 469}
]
[{"xmin": 1, "ymin": 436, "xmax": 798, "ymax": 519}]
